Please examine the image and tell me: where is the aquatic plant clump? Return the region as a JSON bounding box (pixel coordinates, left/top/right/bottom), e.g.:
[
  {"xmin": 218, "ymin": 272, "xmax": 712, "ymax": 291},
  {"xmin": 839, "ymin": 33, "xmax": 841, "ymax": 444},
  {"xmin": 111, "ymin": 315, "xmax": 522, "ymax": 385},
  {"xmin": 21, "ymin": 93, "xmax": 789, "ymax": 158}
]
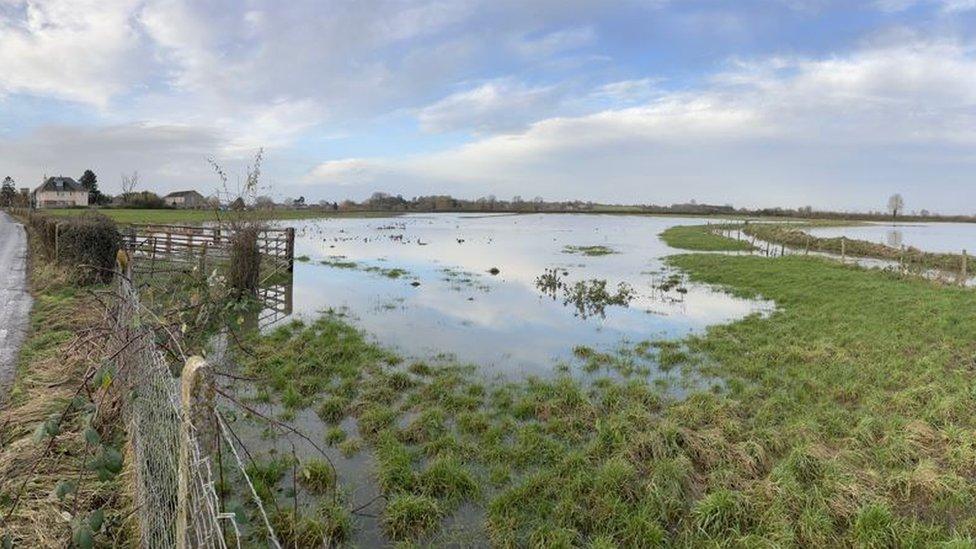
[{"xmin": 562, "ymin": 244, "xmax": 617, "ymax": 256}]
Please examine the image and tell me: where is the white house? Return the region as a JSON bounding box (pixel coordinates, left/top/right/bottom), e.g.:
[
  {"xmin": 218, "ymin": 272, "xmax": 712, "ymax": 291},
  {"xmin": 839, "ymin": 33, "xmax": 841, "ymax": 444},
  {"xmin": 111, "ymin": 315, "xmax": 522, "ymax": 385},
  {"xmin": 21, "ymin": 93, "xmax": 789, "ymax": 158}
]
[
  {"xmin": 33, "ymin": 177, "xmax": 88, "ymax": 208},
  {"xmin": 163, "ymin": 190, "xmax": 206, "ymax": 208}
]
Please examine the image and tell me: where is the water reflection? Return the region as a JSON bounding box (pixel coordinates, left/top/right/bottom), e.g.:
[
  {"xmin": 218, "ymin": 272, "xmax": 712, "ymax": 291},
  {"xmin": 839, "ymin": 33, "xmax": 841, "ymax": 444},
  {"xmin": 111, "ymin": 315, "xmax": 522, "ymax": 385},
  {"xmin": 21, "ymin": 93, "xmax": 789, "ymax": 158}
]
[
  {"xmin": 807, "ymin": 222, "xmax": 976, "ymax": 254},
  {"xmin": 274, "ymin": 213, "xmax": 772, "ymax": 375},
  {"xmin": 886, "ymin": 229, "xmax": 903, "ymax": 249}
]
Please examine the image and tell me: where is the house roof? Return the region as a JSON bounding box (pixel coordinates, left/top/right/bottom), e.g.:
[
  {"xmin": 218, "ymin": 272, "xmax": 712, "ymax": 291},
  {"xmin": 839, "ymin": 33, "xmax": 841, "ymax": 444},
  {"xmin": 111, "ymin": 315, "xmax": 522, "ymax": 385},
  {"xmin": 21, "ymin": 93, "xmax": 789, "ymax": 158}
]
[
  {"xmin": 164, "ymin": 190, "xmax": 204, "ymax": 198},
  {"xmin": 35, "ymin": 176, "xmax": 85, "ymax": 194}
]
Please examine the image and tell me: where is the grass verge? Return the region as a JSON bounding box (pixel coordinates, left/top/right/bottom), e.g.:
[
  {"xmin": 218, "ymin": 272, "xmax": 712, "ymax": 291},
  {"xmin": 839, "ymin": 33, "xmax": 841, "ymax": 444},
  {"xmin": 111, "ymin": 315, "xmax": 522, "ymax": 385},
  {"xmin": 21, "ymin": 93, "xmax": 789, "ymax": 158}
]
[{"xmin": 0, "ymin": 245, "xmax": 128, "ymax": 546}]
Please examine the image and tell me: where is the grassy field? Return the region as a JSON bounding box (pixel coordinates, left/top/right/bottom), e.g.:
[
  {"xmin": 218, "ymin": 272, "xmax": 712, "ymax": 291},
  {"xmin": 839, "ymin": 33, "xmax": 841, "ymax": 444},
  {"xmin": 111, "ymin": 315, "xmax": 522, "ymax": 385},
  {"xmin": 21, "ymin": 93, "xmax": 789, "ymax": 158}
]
[
  {"xmin": 659, "ymin": 224, "xmax": 755, "ymax": 252},
  {"xmin": 227, "ymin": 231, "xmax": 976, "ymax": 545},
  {"xmin": 42, "ymin": 208, "xmax": 391, "ymax": 225}
]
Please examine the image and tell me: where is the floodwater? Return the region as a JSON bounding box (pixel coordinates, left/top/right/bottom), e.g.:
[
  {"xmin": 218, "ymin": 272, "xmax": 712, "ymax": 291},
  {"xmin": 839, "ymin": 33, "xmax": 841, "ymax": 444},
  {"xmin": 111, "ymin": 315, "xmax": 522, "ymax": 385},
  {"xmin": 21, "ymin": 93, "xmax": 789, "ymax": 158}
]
[
  {"xmin": 276, "ymin": 213, "xmax": 771, "ymax": 376},
  {"xmin": 805, "ymin": 222, "xmax": 976, "ymax": 254},
  {"xmin": 224, "ymin": 213, "xmax": 775, "ymax": 545}
]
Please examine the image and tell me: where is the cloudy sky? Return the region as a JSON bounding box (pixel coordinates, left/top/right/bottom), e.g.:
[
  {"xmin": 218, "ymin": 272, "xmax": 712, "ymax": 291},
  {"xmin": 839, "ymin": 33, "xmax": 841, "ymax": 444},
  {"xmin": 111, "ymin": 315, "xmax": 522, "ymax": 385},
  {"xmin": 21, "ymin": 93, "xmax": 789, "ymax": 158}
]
[{"xmin": 2, "ymin": 0, "xmax": 976, "ymax": 212}]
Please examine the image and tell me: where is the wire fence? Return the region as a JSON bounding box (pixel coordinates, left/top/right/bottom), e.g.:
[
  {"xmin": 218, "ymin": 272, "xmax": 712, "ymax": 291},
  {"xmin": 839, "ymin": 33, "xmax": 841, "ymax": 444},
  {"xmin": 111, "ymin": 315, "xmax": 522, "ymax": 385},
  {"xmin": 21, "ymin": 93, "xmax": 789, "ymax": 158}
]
[{"xmin": 112, "ymin": 276, "xmax": 247, "ymax": 547}]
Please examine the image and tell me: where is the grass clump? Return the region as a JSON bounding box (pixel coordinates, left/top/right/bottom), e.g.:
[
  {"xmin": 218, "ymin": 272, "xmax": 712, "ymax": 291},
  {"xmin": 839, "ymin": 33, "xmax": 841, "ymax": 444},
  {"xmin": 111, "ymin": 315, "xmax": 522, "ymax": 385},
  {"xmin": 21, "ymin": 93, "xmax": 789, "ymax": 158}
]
[
  {"xmin": 317, "ymin": 396, "xmax": 349, "ymax": 423},
  {"xmin": 271, "ymin": 502, "xmax": 352, "ymax": 548},
  {"xmin": 299, "ymin": 459, "xmax": 336, "ymax": 494},
  {"xmin": 383, "ymin": 494, "xmax": 441, "ymax": 541},
  {"xmin": 562, "ymin": 244, "xmax": 616, "ymax": 256}
]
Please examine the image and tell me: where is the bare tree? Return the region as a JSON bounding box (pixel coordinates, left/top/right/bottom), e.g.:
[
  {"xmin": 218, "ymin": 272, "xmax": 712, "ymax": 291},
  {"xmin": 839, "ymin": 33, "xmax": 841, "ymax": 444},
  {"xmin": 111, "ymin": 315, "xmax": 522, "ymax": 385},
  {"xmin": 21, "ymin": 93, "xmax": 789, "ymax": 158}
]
[
  {"xmin": 120, "ymin": 171, "xmax": 140, "ymax": 203},
  {"xmin": 887, "ymin": 193, "xmax": 905, "ymax": 220}
]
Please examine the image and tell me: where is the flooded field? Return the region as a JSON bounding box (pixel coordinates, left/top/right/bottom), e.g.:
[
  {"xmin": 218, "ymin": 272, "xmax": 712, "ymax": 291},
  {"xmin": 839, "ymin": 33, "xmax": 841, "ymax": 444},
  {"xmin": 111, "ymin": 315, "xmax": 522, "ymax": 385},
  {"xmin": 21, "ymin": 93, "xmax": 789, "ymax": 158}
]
[
  {"xmin": 279, "ymin": 213, "xmax": 771, "ymax": 376},
  {"xmin": 805, "ymin": 222, "xmax": 976, "ymax": 254}
]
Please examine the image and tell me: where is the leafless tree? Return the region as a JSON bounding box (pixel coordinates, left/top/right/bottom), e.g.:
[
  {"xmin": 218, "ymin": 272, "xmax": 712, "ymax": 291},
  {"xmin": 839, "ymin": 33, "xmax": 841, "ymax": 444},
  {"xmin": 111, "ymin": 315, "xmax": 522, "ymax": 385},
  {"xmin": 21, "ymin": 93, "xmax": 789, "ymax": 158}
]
[
  {"xmin": 120, "ymin": 171, "xmax": 140, "ymax": 203},
  {"xmin": 887, "ymin": 193, "xmax": 904, "ymax": 220}
]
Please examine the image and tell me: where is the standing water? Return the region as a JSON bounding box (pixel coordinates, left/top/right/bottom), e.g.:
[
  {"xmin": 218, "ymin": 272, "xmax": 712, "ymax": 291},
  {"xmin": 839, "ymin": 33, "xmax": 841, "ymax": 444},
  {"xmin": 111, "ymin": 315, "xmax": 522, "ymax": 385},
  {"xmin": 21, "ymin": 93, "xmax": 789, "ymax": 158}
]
[
  {"xmin": 276, "ymin": 213, "xmax": 771, "ymax": 375},
  {"xmin": 805, "ymin": 222, "xmax": 976, "ymax": 254}
]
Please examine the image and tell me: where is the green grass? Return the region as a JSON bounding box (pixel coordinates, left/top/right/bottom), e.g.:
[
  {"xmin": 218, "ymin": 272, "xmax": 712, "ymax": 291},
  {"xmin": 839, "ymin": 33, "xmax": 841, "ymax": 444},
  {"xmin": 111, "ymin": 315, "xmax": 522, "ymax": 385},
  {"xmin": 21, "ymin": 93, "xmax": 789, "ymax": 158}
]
[
  {"xmin": 562, "ymin": 244, "xmax": 617, "ymax": 256},
  {"xmin": 659, "ymin": 224, "xmax": 754, "ymax": 251},
  {"xmin": 236, "ymin": 253, "xmax": 976, "ymax": 545},
  {"xmin": 43, "ymin": 207, "xmax": 392, "ymax": 225}
]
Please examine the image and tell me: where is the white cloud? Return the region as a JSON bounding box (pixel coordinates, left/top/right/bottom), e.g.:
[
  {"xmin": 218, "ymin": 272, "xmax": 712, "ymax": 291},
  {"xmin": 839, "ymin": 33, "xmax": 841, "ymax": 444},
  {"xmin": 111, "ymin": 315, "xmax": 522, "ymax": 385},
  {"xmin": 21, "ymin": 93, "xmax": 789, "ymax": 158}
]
[
  {"xmin": 303, "ymin": 158, "xmax": 391, "ymax": 187},
  {"xmin": 873, "ymin": 0, "xmax": 976, "ymax": 11},
  {"xmin": 0, "ymin": 0, "xmax": 145, "ymax": 106},
  {"xmin": 417, "ymin": 79, "xmax": 562, "ymax": 134},
  {"xmin": 512, "ymin": 26, "xmax": 596, "ymax": 58}
]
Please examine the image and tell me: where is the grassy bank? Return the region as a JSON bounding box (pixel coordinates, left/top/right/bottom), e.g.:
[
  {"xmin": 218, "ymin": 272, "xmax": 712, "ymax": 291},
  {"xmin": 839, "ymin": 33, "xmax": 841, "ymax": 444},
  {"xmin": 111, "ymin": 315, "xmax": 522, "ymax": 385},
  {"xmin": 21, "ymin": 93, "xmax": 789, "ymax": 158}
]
[
  {"xmin": 229, "ymin": 251, "xmax": 976, "ymax": 545},
  {"xmin": 659, "ymin": 224, "xmax": 754, "ymax": 252},
  {"xmin": 0, "ymin": 247, "xmax": 127, "ymax": 546},
  {"xmin": 43, "ymin": 208, "xmax": 394, "ymax": 225}
]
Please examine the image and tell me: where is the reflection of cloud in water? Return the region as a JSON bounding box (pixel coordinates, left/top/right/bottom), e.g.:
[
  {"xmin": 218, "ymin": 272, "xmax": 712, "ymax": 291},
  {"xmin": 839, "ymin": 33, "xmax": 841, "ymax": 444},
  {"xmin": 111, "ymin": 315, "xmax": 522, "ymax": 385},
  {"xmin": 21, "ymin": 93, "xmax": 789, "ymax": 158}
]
[{"xmin": 283, "ymin": 214, "xmax": 772, "ymax": 374}]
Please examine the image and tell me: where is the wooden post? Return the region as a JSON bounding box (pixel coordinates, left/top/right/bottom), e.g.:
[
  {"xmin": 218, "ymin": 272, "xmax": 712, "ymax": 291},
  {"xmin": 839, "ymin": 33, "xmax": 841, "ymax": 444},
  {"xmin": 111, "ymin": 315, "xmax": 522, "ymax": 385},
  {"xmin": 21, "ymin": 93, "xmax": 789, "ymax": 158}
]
[
  {"xmin": 962, "ymin": 249, "xmax": 968, "ymax": 284},
  {"xmin": 176, "ymin": 356, "xmax": 216, "ymax": 549},
  {"xmin": 285, "ymin": 227, "xmax": 296, "ymax": 272},
  {"xmin": 54, "ymin": 222, "xmax": 60, "ymax": 262},
  {"xmin": 841, "ymin": 237, "xmax": 846, "ymax": 262},
  {"xmin": 199, "ymin": 242, "xmax": 208, "ymax": 273}
]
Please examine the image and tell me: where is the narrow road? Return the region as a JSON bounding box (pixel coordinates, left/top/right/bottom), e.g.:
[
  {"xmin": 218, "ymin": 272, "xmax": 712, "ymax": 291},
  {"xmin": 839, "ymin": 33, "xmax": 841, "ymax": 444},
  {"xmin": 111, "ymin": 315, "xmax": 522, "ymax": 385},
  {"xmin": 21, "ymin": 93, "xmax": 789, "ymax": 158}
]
[{"xmin": 0, "ymin": 211, "xmax": 31, "ymax": 406}]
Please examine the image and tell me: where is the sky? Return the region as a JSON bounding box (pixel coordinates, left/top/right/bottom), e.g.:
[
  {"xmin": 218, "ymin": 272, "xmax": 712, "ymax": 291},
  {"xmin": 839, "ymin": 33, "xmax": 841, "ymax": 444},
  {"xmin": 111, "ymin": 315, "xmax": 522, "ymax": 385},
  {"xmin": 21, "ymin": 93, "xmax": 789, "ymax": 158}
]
[{"xmin": 2, "ymin": 0, "xmax": 976, "ymax": 213}]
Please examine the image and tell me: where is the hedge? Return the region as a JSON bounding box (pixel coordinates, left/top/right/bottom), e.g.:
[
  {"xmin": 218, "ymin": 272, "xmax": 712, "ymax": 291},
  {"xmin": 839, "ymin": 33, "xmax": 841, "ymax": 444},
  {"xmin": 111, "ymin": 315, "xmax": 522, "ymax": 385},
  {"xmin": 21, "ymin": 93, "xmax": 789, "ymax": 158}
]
[{"xmin": 28, "ymin": 212, "xmax": 121, "ymax": 284}]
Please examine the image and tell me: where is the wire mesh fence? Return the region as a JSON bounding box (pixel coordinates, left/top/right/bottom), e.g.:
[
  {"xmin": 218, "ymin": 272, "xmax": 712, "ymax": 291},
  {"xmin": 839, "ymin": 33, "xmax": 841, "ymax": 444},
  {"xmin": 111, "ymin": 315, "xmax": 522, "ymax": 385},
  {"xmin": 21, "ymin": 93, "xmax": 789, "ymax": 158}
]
[{"xmin": 112, "ymin": 276, "xmax": 237, "ymax": 547}]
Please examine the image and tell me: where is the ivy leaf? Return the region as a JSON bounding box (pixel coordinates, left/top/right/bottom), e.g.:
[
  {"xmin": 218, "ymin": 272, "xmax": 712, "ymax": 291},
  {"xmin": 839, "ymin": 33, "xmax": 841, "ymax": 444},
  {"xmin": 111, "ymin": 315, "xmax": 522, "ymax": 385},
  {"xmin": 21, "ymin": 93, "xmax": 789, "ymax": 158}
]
[
  {"xmin": 88, "ymin": 509, "xmax": 105, "ymax": 532},
  {"xmin": 83, "ymin": 427, "xmax": 101, "ymax": 446},
  {"xmin": 55, "ymin": 480, "xmax": 77, "ymax": 501},
  {"xmin": 102, "ymin": 447, "xmax": 123, "ymax": 474},
  {"xmin": 72, "ymin": 523, "xmax": 94, "ymax": 549}
]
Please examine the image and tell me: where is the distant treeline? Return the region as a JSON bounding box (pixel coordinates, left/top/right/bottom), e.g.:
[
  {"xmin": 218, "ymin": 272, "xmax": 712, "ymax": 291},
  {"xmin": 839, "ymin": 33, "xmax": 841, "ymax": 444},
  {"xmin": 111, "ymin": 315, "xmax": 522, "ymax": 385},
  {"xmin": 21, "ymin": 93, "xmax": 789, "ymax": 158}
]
[{"xmin": 315, "ymin": 192, "xmax": 976, "ymax": 222}]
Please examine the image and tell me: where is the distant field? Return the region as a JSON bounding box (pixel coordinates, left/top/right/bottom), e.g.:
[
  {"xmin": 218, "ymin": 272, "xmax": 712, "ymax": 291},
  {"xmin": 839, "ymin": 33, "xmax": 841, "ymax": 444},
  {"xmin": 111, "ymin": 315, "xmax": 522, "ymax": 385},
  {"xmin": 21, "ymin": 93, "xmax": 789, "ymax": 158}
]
[{"xmin": 42, "ymin": 208, "xmax": 391, "ymax": 225}]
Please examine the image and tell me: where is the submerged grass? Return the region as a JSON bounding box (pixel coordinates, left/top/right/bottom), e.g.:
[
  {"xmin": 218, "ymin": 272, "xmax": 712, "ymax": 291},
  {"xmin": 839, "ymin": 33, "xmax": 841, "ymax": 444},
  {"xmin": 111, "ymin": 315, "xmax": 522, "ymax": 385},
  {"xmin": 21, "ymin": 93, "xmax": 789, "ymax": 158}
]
[
  {"xmin": 236, "ymin": 251, "xmax": 976, "ymax": 545},
  {"xmin": 562, "ymin": 244, "xmax": 617, "ymax": 256}
]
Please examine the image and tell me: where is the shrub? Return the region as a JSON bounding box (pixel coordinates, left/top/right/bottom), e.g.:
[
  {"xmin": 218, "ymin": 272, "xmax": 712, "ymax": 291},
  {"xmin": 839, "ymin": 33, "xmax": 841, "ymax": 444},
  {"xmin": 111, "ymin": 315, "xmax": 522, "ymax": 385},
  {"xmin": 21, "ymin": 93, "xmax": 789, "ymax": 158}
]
[
  {"xmin": 28, "ymin": 212, "xmax": 120, "ymax": 284},
  {"xmin": 228, "ymin": 226, "xmax": 261, "ymax": 297}
]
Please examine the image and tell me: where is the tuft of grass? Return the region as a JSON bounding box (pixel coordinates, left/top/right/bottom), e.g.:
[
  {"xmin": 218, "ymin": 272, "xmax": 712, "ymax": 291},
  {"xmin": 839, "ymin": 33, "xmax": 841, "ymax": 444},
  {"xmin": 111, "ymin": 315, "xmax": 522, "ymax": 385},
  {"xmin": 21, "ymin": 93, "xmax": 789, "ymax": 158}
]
[
  {"xmin": 325, "ymin": 426, "xmax": 347, "ymax": 446},
  {"xmin": 383, "ymin": 493, "xmax": 441, "ymax": 541},
  {"xmin": 298, "ymin": 459, "xmax": 336, "ymax": 494},
  {"xmin": 317, "ymin": 396, "xmax": 349, "ymax": 424},
  {"xmin": 416, "ymin": 455, "xmax": 479, "ymax": 502},
  {"xmin": 562, "ymin": 244, "xmax": 617, "ymax": 256}
]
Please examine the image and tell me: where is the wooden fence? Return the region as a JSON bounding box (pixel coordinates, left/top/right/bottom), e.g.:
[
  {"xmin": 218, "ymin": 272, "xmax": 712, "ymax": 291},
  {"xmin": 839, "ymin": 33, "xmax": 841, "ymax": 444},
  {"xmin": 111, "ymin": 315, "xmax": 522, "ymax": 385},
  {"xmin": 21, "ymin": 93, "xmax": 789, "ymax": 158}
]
[{"xmin": 122, "ymin": 224, "xmax": 295, "ymax": 283}]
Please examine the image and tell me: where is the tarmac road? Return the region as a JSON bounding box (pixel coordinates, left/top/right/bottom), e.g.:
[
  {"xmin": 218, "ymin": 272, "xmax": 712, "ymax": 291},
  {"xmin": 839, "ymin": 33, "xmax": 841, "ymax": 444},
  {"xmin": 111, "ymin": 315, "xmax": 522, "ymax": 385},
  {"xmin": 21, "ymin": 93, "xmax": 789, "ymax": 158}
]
[{"xmin": 0, "ymin": 211, "xmax": 31, "ymax": 406}]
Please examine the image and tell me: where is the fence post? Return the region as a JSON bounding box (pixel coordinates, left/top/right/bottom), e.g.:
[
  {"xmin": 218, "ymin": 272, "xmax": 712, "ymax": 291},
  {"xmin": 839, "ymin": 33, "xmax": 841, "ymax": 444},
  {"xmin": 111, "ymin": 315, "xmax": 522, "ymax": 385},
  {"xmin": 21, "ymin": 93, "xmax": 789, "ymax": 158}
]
[
  {"xmin": 54, "ymin": 222, "xmax": 60, "ymax": 262},
  {"xmin": 285, "ymin": 227, "xmax": 296, "ymax": 272},
  {"xmin": 962, "ymin": 249, "xmax": 968, "ymax": 284},
  {"xmin": 841, "ymin": 237, "xmax": 846, "ymax": 262},
  {"xmin": 176, "ymin": 356, "xmax": 216, "ymax": 549}
]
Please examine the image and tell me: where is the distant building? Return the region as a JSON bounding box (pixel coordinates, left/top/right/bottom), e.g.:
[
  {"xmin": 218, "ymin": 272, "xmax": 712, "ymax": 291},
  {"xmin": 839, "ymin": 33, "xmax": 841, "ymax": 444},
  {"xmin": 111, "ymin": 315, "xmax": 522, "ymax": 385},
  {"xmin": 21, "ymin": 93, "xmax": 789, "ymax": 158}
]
[
  {"xmin": 33, "ymin": 177, "xmax": 88, "ymax": 208},
  {"xmin": 163, "ymin": 190, "xmax": 206, "ymax": 208}
]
